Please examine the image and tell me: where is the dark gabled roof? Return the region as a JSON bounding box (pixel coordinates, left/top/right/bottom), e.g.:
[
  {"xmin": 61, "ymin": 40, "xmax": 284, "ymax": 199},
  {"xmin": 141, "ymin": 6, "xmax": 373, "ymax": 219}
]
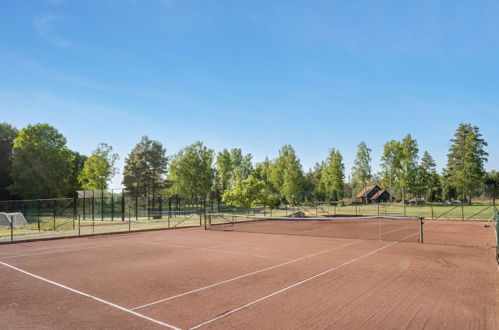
[
  {"xmin": 356, "ymin": 185, "xmax": 379, "ymax": 198},
  {"xmin": 370, "ymin": 189, "xmax": 389, "ymax": 200}
]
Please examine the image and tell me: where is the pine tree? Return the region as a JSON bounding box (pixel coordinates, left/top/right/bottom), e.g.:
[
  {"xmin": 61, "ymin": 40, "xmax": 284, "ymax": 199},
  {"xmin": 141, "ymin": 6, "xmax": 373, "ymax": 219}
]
[
  {"xmin": 123, "ymin": 136, "xmax": 168, "ymax": 197},
  {"xmin": 446, "ymin": 123, "xmax": 488, "ymax": 202}
]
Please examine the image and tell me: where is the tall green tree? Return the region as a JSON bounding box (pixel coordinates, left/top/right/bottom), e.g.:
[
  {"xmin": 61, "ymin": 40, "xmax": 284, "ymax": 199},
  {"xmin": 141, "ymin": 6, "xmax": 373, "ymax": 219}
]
[
  {"xmin": 254, "ymin": 157, "xmax": 276, "ymax": 195},
  {"xmin": 78, "ymin": 143, "xmax": 119, "ymax": 190},
  {"xmin": 222, "ymin": 175, "xmax": 275, "ymax": 209},
  {"xmin": 320, "ymin": 149, "xmax": 345, "ymax": 201},
  {"xmin": 215, "ymin": 149, "xmax": 232, "ymax": 196},
  {"xmin": 123, "ymin": 136, "xmax": 168, "ymax": 197},
  {"xmin": 379, "ymin": 140, "xmax": 401, "ymax": 192},
  {"xmin": 446, "ymin": 123, "xmax": 488, "ymax": 202},
  {"xmin": 351, "ymin": 142, "xmax": 372, "ymax": 191},
  {"xmin": 305, "ymin": 162, "xmax": 324, "ymax": 200},
  {"xmin": 269, "ymin": 145, "xmax": 304, "ymax": 204},
  {"xmin": 0, "ymin": 123, "xmax": 18, "ymax": 200},
  {"xmin": 9, "ymin": 123, "xmax": 73, "ymax": 199},
  {"xmin": 68, "ymin": 151, "xmax": 87, "ymax": 193},
  {"xmin": 234, "ymin": 153, "xmax": 253, "ymax": 181},
  {"xmin": 417, "ymin": 151, "xmax": 440, "ymax": 201},
  {"xmin": 168, "ymin": 141, "xmax": 214, "ymax": 200},
  {"xmin": 399, "ymin": 134, "xmax": 419, "ymax": 197}
]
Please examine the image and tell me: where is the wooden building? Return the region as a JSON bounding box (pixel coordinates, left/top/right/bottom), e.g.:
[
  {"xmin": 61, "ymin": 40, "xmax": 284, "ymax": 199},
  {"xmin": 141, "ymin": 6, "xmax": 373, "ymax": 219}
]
[{"xmin": 356, "ymin": 185, "xmax": 392, "ymax": 203}]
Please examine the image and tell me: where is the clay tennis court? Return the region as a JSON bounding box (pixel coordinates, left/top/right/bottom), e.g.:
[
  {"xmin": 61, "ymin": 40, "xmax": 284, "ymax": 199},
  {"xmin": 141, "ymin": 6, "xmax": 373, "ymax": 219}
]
[{"xmin": 0, "ymin": 218, "xmax": 497, "ymax": 329}]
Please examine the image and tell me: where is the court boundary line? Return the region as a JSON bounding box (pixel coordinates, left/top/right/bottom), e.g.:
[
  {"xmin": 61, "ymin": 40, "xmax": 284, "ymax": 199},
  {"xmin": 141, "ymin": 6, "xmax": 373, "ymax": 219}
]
[
  {"xmin": 189, "ymin": 242, "xmax": 395, "ymax": 329},
  {"xmin": 189, "ymin": 224, "xmax": 440, "ymax": 329},
  {"xmin": 0, "ymin": 260, "xmax": 181, "ymax": 330},
  {"xmin": 131, "ymin": 240, "xmax": 360, "ymax": 310}
]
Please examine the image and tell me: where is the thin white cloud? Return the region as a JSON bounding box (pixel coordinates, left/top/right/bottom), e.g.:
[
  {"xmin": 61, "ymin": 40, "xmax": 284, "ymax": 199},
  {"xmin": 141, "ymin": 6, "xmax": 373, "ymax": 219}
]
[{"xmin": 32, "ymin": 13, "xmax": 71, "ymax": 48}]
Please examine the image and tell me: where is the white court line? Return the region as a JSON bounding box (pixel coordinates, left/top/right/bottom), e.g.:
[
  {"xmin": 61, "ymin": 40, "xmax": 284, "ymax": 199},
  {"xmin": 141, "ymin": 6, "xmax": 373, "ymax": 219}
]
[
  {"xmin": 140, "ymin": 241, "xmax": 291, "ymax": 261},
  {"xmin": 0, "ymin": 261, "xmax": 181, "ymax": 330},
  {"xmin": 131, "ymin": 240, "xmax": 360, "ymax": 311},
  {"xmin": 189, "ymin": 223, "xmax": 439, "ymax": 329},
  {"xmin": 189, "ymin": 242, "xmax": 395, "ymax": 329}
]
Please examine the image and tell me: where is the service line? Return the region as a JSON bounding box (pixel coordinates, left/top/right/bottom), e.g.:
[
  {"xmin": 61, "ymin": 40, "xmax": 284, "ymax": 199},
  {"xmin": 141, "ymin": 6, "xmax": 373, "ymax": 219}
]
[{"xmin": 131, "ymin": 240, "xmax": 360, "ymax": 311}]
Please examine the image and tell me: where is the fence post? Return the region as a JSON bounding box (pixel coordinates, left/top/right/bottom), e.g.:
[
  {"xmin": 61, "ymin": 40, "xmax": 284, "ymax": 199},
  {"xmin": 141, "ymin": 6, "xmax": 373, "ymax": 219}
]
[
  {"xmin": 135, "ymin": 196, "xmax": 139, "ymax": 221},
  {"xmin": 10, "ymin": 214, "xmax": 13, "ymax": 242},
  {"xmin": 403, "ymin": 186, "xmax": 406, "ymax": 217},
  {"xmin": 121, "ymin": 190, "xmax": 125, "ymax": 222},
  {"xmin": 53, "ymin": 199, "xmax": 56, "ymax": 230},
  {"xmin": 147, "ymin": 196, "xmax": 150, "ymax": 220},
  {"xmin": 461, "ymin": 195, "xmax": 464, "ymax": 221},
  {"xmin": 37, "ymin": 199, "xmax": 41, "ymax": 232},
  {"xmin": 92, "ymin": 190, "xmax": 95, "ymax": 221},
  {"xmin": 83, "ymin": 190, "xmax": 86, "ymax": 220},
  {"xmin": 159, "ymin": 196, "xmax": 163, "ymax": 219},
  {"xmin": 101, "ymin": 189, "xmax": 104, "ymax": 221},
  {"xmin": 168, "ymin": 197, "xmax": 172, "ymax": 220},
  {"xmin": 431, "ymin": 202, "xmax": 434, "ymax": 220},
  {"xmin": 419, "ymin": 217, "xmax": 424, "ymax": 243},
  {"xmin": 111, "ymin": 190, "xmax": 114, "ymax": 221},
  {"xmin": 73, "ymin": 194, "xmax": 77, "ymax": 230}
]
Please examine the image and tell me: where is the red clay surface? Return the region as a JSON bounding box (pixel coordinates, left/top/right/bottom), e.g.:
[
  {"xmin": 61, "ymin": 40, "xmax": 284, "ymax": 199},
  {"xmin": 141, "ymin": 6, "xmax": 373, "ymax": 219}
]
[{"xmin": 0, "ymin": 220, "xmax": 497, "ymax": 329}]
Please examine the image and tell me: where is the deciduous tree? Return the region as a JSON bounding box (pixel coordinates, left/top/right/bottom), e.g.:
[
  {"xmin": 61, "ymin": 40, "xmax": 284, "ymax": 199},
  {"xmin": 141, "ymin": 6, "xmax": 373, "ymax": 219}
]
[
  {"xmin": 0, "ymin": 123, "xmax": 18, "ymax": 200},
  {"xmin": 168, "ymin": 141, "xmax": 214, "ymax": 200},
  {"xmin": 9, "ymin": 123, "xmax": 73, "ymax": 199},
  {"xmin": 78, "ymin": 143, "xmax": 118, "ymax": 190},
  {"xmin": 351, "ymin": 142, "xmax": 372, "ymax": 191},
  {"xmin": 320, "ymin": 149, "xmax": 345, "ymax": 201}
]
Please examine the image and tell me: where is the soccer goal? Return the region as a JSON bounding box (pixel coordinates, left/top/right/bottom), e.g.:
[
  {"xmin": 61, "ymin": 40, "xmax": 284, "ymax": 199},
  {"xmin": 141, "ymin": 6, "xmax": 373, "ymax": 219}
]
[{"xmin": 0, "ymin": 212, "xmax": 30, "ymax": 229}]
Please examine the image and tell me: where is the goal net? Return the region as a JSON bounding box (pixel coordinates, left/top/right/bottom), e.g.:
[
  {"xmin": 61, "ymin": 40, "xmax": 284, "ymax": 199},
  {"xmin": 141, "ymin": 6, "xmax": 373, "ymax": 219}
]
[{"xmin": 0, "ymin": 212, "xmax": 30, "ymax": 229}]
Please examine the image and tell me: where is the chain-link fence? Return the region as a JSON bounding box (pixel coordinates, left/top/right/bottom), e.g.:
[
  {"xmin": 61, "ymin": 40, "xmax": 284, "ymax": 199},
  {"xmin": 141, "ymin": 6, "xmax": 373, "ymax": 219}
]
[{"xmin": 0, "ymin": 190, "xmax": 219, "ymax": 242}]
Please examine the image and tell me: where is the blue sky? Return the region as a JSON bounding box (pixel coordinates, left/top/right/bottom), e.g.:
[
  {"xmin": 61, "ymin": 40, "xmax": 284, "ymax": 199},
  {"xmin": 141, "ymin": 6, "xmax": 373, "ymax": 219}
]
[{"xmin": 1, "ymin": 0, "xmax": 498, "ymax": 187}]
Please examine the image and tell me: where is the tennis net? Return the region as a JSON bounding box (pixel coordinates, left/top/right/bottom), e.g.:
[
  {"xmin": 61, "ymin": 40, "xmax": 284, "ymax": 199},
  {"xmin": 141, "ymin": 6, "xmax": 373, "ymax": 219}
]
[{"xmin": 206, "ymin": 213, "xmax": 424, "ymax": 243}]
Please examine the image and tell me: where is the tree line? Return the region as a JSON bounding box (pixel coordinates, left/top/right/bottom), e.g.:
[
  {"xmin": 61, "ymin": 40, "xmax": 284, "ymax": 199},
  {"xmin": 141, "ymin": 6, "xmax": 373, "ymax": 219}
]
[{"xmin": 0, "ymin": 122, "xmax": 496, "ymax": 207}]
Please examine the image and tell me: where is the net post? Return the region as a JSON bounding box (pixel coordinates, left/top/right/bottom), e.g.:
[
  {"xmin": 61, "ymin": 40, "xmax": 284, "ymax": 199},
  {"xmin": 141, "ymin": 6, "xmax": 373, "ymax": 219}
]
[{"xmin": 419, "ymin": 217, "xmax": 424, "ymax": 243}]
